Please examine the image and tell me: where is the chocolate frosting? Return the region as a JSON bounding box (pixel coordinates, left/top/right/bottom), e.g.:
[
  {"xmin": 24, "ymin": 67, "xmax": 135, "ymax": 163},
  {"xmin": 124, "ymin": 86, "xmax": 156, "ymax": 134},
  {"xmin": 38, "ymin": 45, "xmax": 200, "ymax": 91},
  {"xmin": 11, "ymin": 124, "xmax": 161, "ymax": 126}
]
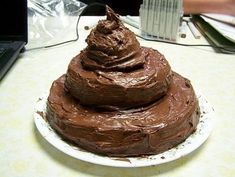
[
  {"xmin": 47, "ymin": 73, "xmax": 200, "ymax": 157},
  {"xmin": 46, "ymin": 6, "xmax": 200, "ymax": 157}
]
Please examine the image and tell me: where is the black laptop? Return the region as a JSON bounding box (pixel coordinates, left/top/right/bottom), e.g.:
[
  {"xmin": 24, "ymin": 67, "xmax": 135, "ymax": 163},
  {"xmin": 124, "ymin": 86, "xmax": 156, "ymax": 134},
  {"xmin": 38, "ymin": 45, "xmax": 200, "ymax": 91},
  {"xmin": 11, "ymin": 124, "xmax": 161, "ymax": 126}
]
[{"xmin": 0, "ymin": 0, "xmax": 28, "ymax": 80}]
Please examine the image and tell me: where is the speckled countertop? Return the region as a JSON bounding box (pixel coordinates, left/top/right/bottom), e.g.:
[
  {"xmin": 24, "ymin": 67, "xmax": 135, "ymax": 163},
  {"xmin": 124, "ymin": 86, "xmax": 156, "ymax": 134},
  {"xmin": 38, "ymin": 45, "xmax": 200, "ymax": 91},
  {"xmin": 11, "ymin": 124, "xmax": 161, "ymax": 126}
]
[{"xmin": 0, "ymin": 17, "xmax": 235, "ymax": 177}]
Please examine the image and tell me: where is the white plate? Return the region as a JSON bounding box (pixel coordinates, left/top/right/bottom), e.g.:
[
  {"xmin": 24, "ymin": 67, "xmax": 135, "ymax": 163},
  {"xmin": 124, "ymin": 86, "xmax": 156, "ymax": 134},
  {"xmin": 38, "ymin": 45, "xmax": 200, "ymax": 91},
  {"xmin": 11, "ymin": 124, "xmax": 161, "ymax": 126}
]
[{"xmin": 34, "ymin": 92, "xmax": 214, "ymax": 167}]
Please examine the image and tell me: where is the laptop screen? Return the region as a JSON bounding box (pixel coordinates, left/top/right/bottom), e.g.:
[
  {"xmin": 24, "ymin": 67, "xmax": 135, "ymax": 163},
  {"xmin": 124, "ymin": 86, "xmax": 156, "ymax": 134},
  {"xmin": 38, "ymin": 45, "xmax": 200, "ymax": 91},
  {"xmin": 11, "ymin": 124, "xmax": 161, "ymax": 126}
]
[{"xmin": 0, "ymin": 0, "xmax": 28, "ymax": 42}]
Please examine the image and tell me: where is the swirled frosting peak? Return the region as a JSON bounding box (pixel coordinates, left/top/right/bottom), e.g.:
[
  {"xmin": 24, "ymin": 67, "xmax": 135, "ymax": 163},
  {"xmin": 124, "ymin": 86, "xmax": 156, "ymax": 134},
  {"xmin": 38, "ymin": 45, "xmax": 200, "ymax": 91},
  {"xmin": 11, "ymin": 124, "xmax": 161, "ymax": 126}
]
[{"xmin": 81, "ymin": 6, "xmax": 144, "ymax": 71}]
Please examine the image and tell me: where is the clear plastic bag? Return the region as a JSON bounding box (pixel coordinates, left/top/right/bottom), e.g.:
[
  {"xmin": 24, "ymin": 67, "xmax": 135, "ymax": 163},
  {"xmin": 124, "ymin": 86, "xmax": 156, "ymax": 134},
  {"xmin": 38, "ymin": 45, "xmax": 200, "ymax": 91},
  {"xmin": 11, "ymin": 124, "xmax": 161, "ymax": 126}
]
[{"xmin": 27, "ymin": 0, "xmax": 86, "ymax": 50}]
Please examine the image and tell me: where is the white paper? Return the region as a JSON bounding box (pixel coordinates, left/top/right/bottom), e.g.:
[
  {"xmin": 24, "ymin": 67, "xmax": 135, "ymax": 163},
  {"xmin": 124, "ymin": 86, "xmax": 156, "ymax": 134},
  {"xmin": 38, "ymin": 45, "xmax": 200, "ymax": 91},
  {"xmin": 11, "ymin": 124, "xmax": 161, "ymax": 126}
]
[{"xmin": 201, "ymin": 14, "xmax": 235, "ymax": 42}]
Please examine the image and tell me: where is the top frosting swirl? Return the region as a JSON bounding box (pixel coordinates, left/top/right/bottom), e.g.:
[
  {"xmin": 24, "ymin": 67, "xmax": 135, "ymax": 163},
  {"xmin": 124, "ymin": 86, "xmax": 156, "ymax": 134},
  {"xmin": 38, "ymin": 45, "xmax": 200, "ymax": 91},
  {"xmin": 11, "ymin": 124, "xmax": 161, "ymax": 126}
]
[{"xmin": 81, "ymin": 6, "xmax": 144, "ymax": 71}]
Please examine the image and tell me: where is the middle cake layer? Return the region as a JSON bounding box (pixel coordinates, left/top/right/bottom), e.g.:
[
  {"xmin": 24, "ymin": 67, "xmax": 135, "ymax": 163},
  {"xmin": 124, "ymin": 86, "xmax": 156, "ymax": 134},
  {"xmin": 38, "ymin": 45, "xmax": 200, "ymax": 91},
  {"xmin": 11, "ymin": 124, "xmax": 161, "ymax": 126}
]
[{"xmin": 65, "ymin": 47, "xmax": 172, "ymax": 109}]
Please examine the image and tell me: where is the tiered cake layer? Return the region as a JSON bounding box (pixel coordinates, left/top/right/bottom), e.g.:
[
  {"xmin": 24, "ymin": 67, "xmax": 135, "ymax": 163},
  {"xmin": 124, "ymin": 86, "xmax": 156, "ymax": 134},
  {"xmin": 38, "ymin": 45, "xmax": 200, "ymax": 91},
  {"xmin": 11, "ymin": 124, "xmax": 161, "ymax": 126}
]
[
  {"xmin": 47, "ymin": 73, "xmax": 199, "ymax": 157},
  {"xmin": 65, "ymin": 47, "xmax": 172, "ymax": 109}
]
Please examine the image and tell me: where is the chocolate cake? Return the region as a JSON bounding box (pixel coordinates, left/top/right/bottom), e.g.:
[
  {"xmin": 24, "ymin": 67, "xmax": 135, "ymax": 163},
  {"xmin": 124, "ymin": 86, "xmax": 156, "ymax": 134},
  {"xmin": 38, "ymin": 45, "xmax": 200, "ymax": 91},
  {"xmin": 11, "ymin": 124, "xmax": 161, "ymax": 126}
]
[{"xmin": 46, "ymin": 6, "xmax": 200, "ymax": 157}]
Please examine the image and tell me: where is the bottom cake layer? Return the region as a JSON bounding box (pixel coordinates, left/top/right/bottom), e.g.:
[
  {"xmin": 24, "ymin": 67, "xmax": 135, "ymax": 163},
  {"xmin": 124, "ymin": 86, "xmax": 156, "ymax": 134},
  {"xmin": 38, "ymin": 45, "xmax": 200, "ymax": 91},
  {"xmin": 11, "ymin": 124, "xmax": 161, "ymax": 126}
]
[{"xmin": 46, "ymin": 72, "xmax": 200, "ymax": 157}]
